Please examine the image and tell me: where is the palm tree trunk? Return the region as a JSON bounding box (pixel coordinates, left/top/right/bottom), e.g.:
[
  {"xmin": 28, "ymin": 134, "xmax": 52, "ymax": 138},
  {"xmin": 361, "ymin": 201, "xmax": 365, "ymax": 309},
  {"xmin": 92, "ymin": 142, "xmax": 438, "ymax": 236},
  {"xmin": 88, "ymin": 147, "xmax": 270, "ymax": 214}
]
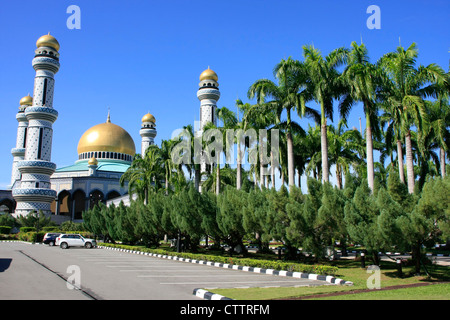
[
  {"xmin": 216, "ymin": 163, "xmax": 220, "ymax": 195},
  {"xmin": 366, "ymin": 115, "xmax": 374, "ymax": 192},
  {"xmin": 440, "ymin": 147, "xmax": 446, "ymax": 178},
  {"xmin": 271, "ymin": 151, "xmax": 275, "ymax": 189},
  {"xmin": 286, "ymin": 109, "xmax": 295, "ymax": 190},
  {"xmin": 321, "ymin": 118, "xmax": 329, "ymax": 183},
  {"xmin": 165, "ymin": 173, "xmax": 169, "ymax": 196},
  {"xmin": 405, "ymin": 131, "xmax": 415, "ymax": 194},
  {"xmin": 287, "ymin": 131, "xmax": 295, "ymax": 190},
  {"xmin": 236, "ymin": 144, "xmax": 242, "ymax": 190},
  {"xmin": 194, "ymin": 167, "xmax": 200, "ymax": 192},
  {"xmin": 397, "ymin": 140, "xmax": 405, "ymax": 184},
  {"xmin": 260, "ymin": 163, "xmax": 265, "ymax": 189},
  {"xmin": 336, "ymin": 165, "xmax": 342, "ymax": 189}
]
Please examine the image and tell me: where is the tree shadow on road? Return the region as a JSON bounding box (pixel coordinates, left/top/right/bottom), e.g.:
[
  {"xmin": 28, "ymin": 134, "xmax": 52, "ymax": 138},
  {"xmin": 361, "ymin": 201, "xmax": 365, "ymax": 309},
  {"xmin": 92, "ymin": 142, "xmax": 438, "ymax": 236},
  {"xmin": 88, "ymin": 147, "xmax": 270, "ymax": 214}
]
[{"xmin": 0, "ymin": 258, "xmax": 12, "ymax": 272}]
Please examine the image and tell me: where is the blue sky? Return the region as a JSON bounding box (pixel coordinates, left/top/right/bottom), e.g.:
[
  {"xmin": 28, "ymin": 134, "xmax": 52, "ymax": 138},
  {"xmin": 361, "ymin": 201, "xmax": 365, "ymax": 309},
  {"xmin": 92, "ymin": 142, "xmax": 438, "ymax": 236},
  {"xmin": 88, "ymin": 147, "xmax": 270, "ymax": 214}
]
[{"xmin": 0, "ymin": 0, "xmax": 449, "ymax": 190}]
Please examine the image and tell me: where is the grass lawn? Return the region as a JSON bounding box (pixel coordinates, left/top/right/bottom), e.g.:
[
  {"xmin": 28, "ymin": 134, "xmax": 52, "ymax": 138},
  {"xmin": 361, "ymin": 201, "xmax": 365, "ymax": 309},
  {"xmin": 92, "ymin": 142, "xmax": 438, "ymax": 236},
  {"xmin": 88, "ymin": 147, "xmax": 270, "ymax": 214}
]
[
  {"xmin": 208, "ymin": 258, "xmax": 450, "ymax": 300},
  {"xmin": 311, "ymin": 283, "xmax": 450, "ymax": 300}
]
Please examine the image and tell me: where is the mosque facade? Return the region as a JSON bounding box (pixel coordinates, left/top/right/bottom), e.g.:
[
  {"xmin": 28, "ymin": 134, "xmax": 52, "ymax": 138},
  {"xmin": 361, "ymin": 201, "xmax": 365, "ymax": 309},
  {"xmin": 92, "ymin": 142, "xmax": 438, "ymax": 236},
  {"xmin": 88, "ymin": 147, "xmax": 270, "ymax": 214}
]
[{"xmin": 1, "ymin": 34, "xmax": 218, "ymax": 223}]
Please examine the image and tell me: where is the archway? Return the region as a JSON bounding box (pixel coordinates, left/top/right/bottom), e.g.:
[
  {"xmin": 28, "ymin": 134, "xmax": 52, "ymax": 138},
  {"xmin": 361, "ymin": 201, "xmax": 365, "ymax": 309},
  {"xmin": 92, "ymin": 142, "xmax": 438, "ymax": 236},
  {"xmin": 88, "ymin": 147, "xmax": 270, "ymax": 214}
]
[
  {"xmin": 58, "ymin": 190, "xmax": 72, "ymax": 216},
  {"xmin": 0, "ymin": 199, "xmax": 15, "ymax": 214},
  {"xmin": 0, "ymin": 199, "xmax": 16, "ymax": 213},
  {"xmin": 89, "ymin": 190, "xmax": 104, "ymax": 210},
  {"xmin": 72, "ymin": 189, "xmax": 87, "ymax": 220},
  {"xmin": 106, "ymin": 190, "xmax": 121, "ymax": 201}
]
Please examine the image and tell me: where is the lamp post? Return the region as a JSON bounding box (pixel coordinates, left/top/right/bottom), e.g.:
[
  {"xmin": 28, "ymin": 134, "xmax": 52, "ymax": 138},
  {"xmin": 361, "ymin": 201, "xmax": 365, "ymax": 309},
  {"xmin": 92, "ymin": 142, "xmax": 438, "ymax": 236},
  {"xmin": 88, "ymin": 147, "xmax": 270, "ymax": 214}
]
[
  {"xmin": 361, "ymin": 250, "xmax": 366, "ymax": 268},
  {"xmin": 396, "ymin": 258, "xmax": 403, "ymax": 277}
]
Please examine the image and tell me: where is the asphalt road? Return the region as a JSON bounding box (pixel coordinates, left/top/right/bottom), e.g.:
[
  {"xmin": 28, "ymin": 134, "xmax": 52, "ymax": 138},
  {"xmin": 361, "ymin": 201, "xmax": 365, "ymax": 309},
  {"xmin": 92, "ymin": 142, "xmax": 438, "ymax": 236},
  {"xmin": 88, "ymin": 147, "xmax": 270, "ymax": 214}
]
[{"xmin": 0, "ymin": 242, "xmax": 328, "ymax": 300}]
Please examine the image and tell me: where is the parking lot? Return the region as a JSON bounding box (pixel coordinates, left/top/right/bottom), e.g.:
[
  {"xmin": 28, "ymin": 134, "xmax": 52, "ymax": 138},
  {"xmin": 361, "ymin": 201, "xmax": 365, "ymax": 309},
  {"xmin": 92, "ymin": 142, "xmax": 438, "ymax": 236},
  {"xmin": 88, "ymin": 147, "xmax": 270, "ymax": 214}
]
[{"xmin": 0, "ymin": 242, "xmax": 329, "ymax": 300}]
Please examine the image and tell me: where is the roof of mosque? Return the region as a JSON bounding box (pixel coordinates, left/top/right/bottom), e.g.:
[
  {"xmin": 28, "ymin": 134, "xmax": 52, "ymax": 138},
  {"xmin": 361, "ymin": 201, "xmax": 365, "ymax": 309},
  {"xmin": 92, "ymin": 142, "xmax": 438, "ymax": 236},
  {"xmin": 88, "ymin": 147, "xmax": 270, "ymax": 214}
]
[{"xmin": 55, "ymin": 159, "xmax": 130, "ymax": 174}]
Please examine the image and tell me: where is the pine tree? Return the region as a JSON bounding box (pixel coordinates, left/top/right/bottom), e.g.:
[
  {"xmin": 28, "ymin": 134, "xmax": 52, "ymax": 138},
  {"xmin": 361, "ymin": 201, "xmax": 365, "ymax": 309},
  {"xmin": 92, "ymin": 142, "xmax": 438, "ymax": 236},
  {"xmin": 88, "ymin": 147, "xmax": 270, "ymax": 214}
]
[
  {"xmin": 344, "ymin": 181, "xmax": 383, "ymax": 264},
  {"xmin": 216, "ymin": 187, "xmax": 248, "ymax": 255},
  {"xmin": 317, "ymin": 183, "xmax": 348, "ymax": 259}
]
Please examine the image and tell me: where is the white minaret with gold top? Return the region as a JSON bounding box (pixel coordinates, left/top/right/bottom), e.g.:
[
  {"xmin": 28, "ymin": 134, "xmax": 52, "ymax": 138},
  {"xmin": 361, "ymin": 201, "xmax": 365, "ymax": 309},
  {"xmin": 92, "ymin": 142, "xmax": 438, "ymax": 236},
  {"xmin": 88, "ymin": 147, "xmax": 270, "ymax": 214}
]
[
  {"xmin": 12, "ymin": 34, "xmax": 60, "ymax": 217},
  {"xmin": 196, "ymin": 67, "xmax": 220, "ymax": 187},
  {"xmin": 140, "ymin": 113, "xmax": 157, "ymax": 156},
  {"xmin": 9, "ymin": 95, "xmax": 33, "ymax": 189}
]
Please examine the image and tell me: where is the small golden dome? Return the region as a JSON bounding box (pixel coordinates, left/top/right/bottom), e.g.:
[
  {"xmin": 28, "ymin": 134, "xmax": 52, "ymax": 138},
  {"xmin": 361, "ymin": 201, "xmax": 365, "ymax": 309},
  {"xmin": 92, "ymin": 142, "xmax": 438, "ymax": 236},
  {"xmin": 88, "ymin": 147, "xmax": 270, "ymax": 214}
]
[
  {"xmin": 77, "ymin": 120, "xmax": 136, "ymax": 156},
  {"xmin": 19, "ymin": 95, "xmax": 33, "ymax": 106},
  {"xmin": 142, "ymin": 113, "xmax": 156, "ymax": 123},
  {"xmin": 199, "ymin": 67, "xmax": 218, "ymax": 82},
  {"xmin": 36, "ymin": 33, "xmax": 60, "ymax": 52},
  {"xmin": 88, "ymin": 157, "xmax": 98, "ymax": 166}
]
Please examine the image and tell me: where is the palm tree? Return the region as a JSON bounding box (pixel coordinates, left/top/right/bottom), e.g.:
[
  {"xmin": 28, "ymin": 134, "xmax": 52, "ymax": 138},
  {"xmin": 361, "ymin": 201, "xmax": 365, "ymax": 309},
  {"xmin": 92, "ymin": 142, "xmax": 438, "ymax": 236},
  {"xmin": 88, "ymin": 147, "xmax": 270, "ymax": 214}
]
[
  {"xmin": 234, "ymin": 99, "xmax": 254, "ymax": 190},
  {"xmin": 179, "ymin": 124, "xmax": 200, "ymax": 191},
  {"xmin": 424, "ymin": 79, "xmax": 450, "ymax": 177},
  {"xmin": 303, "ymin": 124, "xmax": 322, "ymax": 180},
  {"xmin": 380, "ymin": 100, "xmax": 406, "ymax": 183},
  {"xmin": 248, "ymin": 57, "xmax": 318, "ymax": 190},
  {"xmin": 243, "ymin": 102, "xmax": 278, "ymax": 189},
  {"xmin": 160, "ymin": 139, "xmax": 185, "ymax": 195},
  {"xmin": 120, "ymin": 145, "xmax": 164, "ymax": 204},
  {"xmin": 327, "ymin": 120, "xmax": 365, "ymax": 189},
  {"xmin": 302, "ymin": 45, "xmax": 348, "ymax": 183},
  {"xmin": 378, "ymin": 42, "xmax": 448, "ymax": 193},
  {"xmin": 340, "ymin": 41, "xmax": 381, "ymax": 191}
]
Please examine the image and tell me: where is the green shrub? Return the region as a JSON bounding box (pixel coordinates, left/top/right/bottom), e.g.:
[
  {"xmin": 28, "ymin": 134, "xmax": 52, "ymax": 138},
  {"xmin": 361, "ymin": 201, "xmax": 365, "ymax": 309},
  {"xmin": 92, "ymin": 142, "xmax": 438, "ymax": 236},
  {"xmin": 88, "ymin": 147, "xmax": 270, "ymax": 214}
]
[
  {"xmin": 20, "ymin": 227, "xmax": 36, "ymax": 233},
  {"xmin": 0, "ymin": 234, "xmax": 17, "ymax": 240},
  {"xmin": 42, "ymin": 226, "xmax": 60, "ymax": 232},
  {"xmin": 18, "ymin": 231, "xmax": 46, "ymax": 242},
  {"xmin": 0, "ymin": 226, "xmax": 12, "ymax": 234},
  {"xmin": 98, "ymin": 243, "xmax": 339, "ymax": 276}
]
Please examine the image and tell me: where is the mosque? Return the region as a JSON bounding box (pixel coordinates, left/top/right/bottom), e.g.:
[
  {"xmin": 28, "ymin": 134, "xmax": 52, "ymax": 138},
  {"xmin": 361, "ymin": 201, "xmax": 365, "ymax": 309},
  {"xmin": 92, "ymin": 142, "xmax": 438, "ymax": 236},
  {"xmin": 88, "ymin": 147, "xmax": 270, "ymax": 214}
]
[{"xmin": 0, "ymin": 34, "xmax": 219, "ymax": 223}]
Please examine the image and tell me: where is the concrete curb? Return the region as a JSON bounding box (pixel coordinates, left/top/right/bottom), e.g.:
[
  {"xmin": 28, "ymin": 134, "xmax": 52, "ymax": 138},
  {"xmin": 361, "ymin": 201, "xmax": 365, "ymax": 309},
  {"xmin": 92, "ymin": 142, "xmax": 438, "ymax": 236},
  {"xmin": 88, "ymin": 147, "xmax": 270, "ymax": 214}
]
[
  {"xmin": 98, "ymin": 245, "xmax": 353, "ymax": 287},
  {"xmin": 193, "ymin": 288, "xmax": 232, "ymax": 300}
]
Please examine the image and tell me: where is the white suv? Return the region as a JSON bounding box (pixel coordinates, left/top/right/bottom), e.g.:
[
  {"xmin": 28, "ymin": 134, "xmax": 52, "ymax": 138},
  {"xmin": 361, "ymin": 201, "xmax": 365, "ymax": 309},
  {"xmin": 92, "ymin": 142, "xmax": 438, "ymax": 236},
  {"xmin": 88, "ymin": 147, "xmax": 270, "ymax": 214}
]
[{"xmin": 56, "ymin": 234, "xmax": 97, "ymax": 249}]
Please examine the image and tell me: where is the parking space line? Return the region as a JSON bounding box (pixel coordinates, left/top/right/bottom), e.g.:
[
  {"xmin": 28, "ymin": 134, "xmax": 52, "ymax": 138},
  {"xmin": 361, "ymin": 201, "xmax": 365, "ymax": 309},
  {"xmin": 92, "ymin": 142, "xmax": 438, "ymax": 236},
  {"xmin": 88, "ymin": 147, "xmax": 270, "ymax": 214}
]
[
  {"xmin": 160, "ymin": 280, "xmax": 317, "ymax": 285},
  {"xmin": 136, "ymin": 274, "xmax": 259, "ymax": 278}
]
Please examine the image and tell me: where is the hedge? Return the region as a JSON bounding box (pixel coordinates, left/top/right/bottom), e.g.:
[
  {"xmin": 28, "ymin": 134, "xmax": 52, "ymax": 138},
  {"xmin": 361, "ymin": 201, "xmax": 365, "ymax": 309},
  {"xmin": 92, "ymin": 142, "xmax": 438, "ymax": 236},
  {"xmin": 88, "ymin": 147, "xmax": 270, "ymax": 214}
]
[
  {"xmin": 99, "ymin": 243, "xmax": 339, "ymax": 276},
  {"xmin": 0, "ymin": 226, "xmax": 11, "ymax": 234},
  {"xmin": 18, "ymin": 231, "xmax": 46, "ymax": 243}
]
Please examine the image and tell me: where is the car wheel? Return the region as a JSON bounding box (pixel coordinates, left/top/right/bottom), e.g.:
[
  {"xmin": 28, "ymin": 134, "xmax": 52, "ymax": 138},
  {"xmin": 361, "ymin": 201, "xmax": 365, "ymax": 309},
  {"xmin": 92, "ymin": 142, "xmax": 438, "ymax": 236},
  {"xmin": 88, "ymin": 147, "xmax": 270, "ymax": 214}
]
[
  {"xmin": 49, "ymin": 241, "xmax": 55, "ymax": 246},
  {"xmin": 60, "ymin": 242, "xmax": 68, "ymax": 249},
  {"xmin": 85, "ymin": 242, "xmax": 93, "ymax": 249}
]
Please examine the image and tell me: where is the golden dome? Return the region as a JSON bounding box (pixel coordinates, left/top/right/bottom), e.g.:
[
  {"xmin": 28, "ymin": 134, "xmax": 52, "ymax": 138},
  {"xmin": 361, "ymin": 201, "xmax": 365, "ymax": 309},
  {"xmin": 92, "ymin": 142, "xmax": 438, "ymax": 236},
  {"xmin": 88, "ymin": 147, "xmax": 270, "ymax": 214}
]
[
  {"xmin": 88, "ymin": 157, "xmax": 98, "ymax": 166},
  {"xmin": 77, "ymin": 120, "xmax": 136, "ymax": 156},
  {"xmin": 19, "ymin": 95, "xmax": 33, "ymax": 106},
  {"xmin": 142, "ymin": 113, "xmax": 156, "ymax": 123},
  {"xmin": 36, "ymin": 33, "xmax": 60, "ymax": 52},
  {"xmin": 199, "ymin": 67, "xmax": 218, "ymax": 82}
]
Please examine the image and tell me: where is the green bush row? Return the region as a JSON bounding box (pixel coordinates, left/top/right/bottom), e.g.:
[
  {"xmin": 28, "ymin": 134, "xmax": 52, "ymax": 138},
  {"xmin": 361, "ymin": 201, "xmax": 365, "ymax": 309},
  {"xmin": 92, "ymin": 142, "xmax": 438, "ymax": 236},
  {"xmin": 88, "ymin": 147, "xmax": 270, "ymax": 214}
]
[
  {"xmin": 99, "ymin": 243, "xmax": 339, "ymax": 276},
  {"xmin": 0, "ymin": 226, "xmax": 12, "ymax": 234},
  {"xmin": 18, "ymin": 231, "xmax": 46, "ymax": 243}
]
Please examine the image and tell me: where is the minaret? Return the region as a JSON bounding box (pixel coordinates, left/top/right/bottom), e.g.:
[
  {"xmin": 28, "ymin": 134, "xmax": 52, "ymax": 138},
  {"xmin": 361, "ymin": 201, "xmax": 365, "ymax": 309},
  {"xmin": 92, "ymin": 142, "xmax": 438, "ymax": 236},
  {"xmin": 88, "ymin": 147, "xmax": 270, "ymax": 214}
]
[
  {"xmin": 196, "ymin": 67, "xmax": 220, "ymax": 189},
  {"xmin": 9, "ymin": 95, "xmax": 33, "ymax": 189},
  {"xmin": 140, "ymin": 113, "xmax": 157, "ymax": 156},
  {"xmin": 12, "ymin": 34, "xmax": 61, "ymax": 217}
]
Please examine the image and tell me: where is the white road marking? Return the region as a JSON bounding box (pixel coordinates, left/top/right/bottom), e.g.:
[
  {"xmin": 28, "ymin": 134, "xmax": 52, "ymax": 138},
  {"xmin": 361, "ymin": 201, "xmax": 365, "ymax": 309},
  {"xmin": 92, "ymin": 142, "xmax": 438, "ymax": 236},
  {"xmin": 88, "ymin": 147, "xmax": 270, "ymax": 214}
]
[{"xmin": 159, "ymin": 280, "xmax": 318, "ymax": 285}]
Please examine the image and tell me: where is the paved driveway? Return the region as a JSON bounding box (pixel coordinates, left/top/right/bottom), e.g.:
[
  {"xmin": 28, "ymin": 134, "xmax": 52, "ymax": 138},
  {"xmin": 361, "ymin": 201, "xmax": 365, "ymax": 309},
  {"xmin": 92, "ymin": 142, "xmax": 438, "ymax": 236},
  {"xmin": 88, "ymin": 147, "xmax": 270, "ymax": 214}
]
[{"xmin": 0, "ymin": 242, "xmax": 329, "ymax": 300}]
